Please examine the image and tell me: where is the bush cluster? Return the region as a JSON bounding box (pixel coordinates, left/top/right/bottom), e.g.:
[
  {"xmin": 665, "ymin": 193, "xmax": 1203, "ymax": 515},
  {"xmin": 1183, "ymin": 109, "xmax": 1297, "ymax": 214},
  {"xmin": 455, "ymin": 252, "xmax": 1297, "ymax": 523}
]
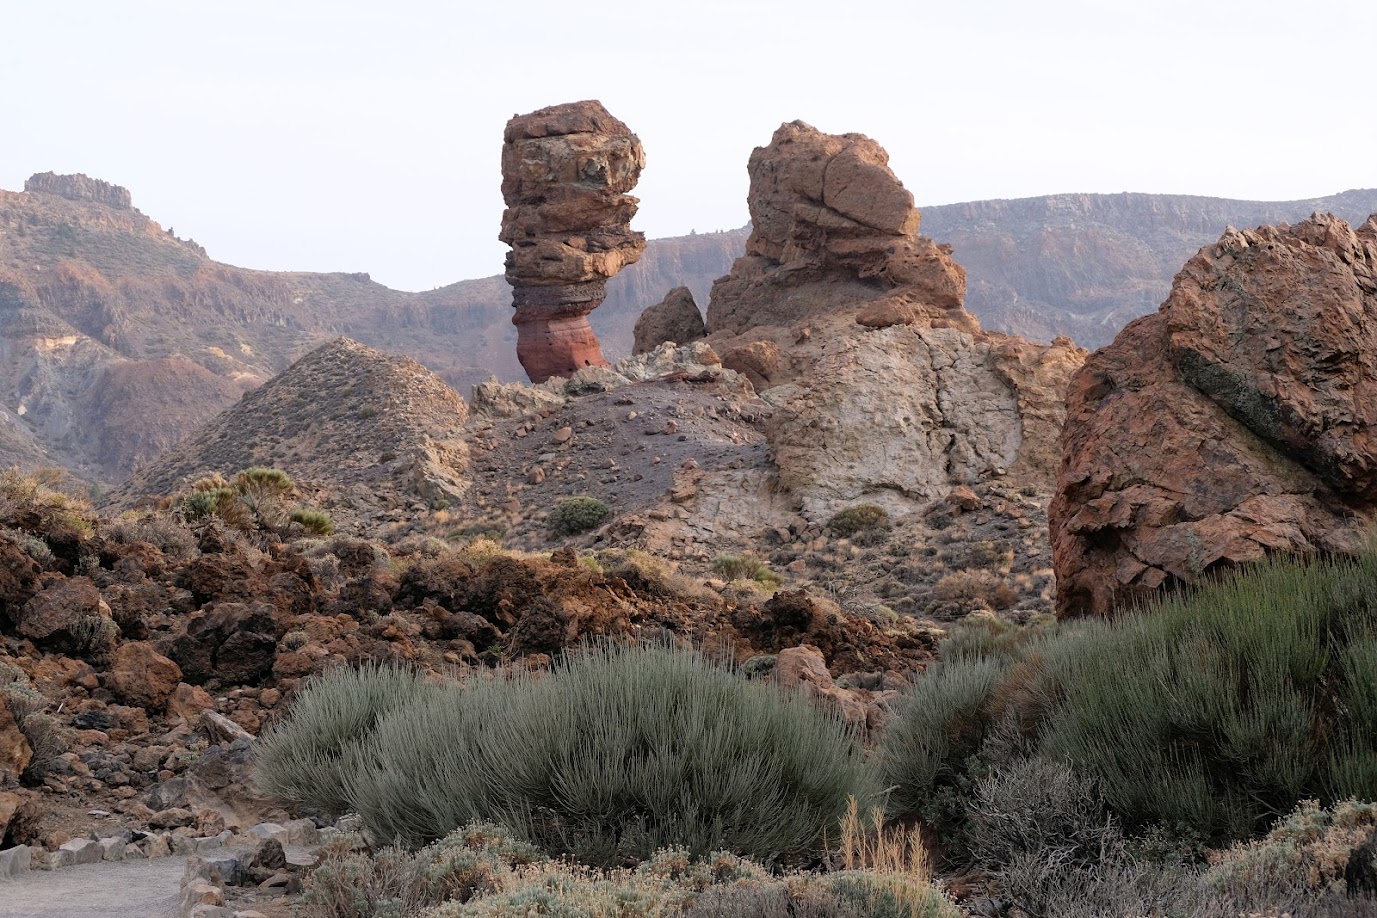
[
  {"xmin": 826, "ymin": 504, "xmax": 891, "ymax": 539},
  {"xmin": 547, "ymin": 496, "xmax": 612, "ymax": 537},
  {"xmin": 302, "ymin": 822, "xmax": 958, "ymax": 918},
  {"xmin": 260, "ymin": 643, "xmax": 872, "ymax": 866},
  {"xmin": 174, "ymin": 467, "xmax": 333, "ymax": 539},
  {"xmin": 880, "ymin": 551, "xmax": 1377, "ymax": 851}
]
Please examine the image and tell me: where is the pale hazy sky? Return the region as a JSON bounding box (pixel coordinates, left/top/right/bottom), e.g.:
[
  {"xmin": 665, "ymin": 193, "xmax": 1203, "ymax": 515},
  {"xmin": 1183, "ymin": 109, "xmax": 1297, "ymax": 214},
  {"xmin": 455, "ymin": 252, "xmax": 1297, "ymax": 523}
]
[{"xmin": 3, "ymin": 0, "xmax": 1372, "ymax": 290}]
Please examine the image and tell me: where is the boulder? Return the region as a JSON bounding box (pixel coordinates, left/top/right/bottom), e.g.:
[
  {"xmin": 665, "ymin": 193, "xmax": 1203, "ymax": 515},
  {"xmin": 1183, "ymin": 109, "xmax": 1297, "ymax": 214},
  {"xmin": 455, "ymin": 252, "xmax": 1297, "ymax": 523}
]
[
  {"xmin": 105, "ymin": 641, "xmax": 182, "ymax": 711},
  {"xmin": 632, "ymin": 286, "xmax": 706, "ymax": 354},
  {"xmin": 0, "ymin": 697, "xmax": 32, "ymax": 784},
  {"xmin": 499, "ymin": 100, "xmax": 647, "ymax": 383},
  {"xmin": 1051, "ymin": 213, "xmax": 1377, "ymax": 616},
  {"xmin": 15, "ymin": 576, "xmax": 117, "ymax": 656}
]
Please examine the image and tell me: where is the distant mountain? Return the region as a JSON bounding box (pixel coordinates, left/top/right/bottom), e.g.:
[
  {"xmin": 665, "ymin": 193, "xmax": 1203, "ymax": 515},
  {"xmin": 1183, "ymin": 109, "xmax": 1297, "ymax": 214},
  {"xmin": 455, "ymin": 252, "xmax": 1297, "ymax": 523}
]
[
  {"xmin": 2, "ymin": 171, "xmax": 1374, "ymax": 482},
  {"xmin": 919, "ymin": 189, "xmax": 1377, "ymax": 348}
]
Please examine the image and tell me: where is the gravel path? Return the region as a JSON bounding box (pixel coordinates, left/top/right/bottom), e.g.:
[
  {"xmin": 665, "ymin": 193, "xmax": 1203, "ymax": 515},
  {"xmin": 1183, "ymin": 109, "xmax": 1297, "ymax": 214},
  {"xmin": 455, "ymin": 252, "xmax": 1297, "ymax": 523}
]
[{"xmin": 0, "ymin": 857, "xmax": 185, "ymax": 918}]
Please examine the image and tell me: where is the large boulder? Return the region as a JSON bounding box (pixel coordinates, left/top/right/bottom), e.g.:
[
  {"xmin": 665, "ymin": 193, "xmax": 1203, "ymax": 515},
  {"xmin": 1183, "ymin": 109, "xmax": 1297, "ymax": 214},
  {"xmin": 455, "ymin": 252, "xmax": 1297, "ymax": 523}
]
[
  {"xmin": 499, "ymin": 100, "xmax": 647, "ymax": 383},
  {"xmin": 1051, "ymin": 213, "xmax": 1377, "ymax": 616},
  {"xmin": 15, "ymin": 576, "xmax": 117, "ymax": 657},
  {"xmin": 105, "ymin": 641, "xmax": 182, "ymax": 711},
  {"xmin": 632, "ymin": 286, "xmax": 706, "ymax": 354}
]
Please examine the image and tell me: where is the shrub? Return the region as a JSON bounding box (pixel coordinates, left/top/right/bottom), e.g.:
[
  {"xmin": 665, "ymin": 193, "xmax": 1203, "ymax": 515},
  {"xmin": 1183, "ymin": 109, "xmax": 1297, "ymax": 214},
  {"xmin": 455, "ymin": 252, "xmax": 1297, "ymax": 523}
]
[
  {"xmin": 547, "ymin": 497, "xmax": 612, "ymax": 537},
  {"xmin": 878, "ymin": 655, "xmax": 1011, "ymax": 824},
  {"xmin": 341, "ymin": 643, "xmax": 875, "ymax": 864},
  {"xmin": 291, "ymin": 508, "xmax": 335, "ymax": 536},
  {"xmin": 254, "ymin": 662, "xmax": 435, "ymax": 819},
  {"xmin": 1201, "ymin": 799, "xmax": 1377, "ymax": 911},
  {"xmin": 711, "ymin": 553, "xmax": 781, "ymax": 588},
  {"xmin": 302, "ymin": 824, "xmax": 544, "ymax": 918},
  {"xmin": 883, "ymin": 550, "xmax": 1377, "ymax": 852},
  {"xmin": 827, "ymin": 504, "xmax": 891, "ymax": 539},
  {"xmin": 965, "ymin": 758, "xmax": 1117, "ymax": 871}
]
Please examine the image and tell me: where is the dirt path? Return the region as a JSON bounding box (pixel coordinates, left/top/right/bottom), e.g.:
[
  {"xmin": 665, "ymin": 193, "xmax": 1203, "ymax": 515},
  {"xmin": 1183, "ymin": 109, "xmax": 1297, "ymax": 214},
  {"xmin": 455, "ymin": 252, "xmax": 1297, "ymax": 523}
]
[{"xmin": 0, "ymin": 857, "xmax": 185, "ymax": 918}]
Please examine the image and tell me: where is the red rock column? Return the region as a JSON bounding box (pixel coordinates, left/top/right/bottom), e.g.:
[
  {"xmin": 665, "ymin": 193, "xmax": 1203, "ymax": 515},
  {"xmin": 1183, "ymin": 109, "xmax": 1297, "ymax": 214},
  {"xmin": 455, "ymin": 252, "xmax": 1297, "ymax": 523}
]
[{"xmin": 499, "ymin": 101, "xmax": 647, "ymax": 383}]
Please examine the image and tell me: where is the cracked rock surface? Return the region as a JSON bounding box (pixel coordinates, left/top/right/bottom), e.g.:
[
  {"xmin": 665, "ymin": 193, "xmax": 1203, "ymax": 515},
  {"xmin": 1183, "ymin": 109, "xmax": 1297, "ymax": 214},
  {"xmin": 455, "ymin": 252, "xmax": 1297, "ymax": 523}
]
[{"xmin": 1051, "ymin": 212, "xmax": 1377, "ymax": 616}]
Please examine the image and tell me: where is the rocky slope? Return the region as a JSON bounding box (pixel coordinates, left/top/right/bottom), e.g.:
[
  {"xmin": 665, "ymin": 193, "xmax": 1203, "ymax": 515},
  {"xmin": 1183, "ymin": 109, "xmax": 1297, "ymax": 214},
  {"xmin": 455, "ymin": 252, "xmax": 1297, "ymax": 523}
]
[
  {"xmin": 107, "ymin": 339, "xmax": 471, "ymax": 521},
  {"xmin": 1051, "ymin": 212, "xmax": 1377, "ymax": 616}
]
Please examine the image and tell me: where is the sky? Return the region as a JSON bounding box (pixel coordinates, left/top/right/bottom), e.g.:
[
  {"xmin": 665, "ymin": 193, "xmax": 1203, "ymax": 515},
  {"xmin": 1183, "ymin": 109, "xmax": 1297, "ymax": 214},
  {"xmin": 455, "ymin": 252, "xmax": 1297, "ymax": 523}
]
[{"xmin": 2, "ymin": 0, "xmax": 1373, "ymax": 291}]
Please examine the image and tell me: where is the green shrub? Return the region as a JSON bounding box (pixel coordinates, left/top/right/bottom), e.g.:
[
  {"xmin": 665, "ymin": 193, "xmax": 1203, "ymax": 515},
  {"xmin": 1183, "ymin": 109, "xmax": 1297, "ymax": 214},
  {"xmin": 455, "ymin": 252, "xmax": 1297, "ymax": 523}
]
[
  {"xmin": 827, "ymin": 504, "xmax": 891, "ymax": 538},
  {"xmin": 711, "ymin": 553, "xmax": 781, "ymax": 587},
  {"xmin": 254, "ymin": 662, "xmax": 435, "ymax": 818},
  {"xmin": 291, "ymin": 508, "xmax": 335, "ymax": 536},
  {"xmin": 878, "ymin": 655, "xmax": 1011, "ymax": 823},
  {"xmin": 341, "ymin": 643, "xmax": 874, "ymax": 864},
  {"xmin": 882, "ymin": 551, "xmax": 1377, "ymax": 851},
  {"xmin": 547, "ymin": 497, "xmax": 612, "ymax": 537}
]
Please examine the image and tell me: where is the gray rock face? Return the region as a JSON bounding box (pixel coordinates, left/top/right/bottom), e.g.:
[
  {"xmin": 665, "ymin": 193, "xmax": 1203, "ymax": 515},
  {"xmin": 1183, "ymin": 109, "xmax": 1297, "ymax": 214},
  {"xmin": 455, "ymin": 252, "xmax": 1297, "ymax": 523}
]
[
  {"xmin": 632, "ymin": 287, "xmax": 706, "ymax": 354},
  {"xmin": 765, "ymin": 326, "xmax": 1023, "ymax": 516},
  {"xmin": 23, "ymin": 172, "xmax": 134, "ymax": 210}
]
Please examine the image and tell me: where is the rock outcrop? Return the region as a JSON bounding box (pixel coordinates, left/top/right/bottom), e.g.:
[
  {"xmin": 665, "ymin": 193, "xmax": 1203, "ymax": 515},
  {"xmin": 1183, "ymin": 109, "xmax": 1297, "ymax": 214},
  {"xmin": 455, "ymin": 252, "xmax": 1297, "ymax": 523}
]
[
  {"xmin": 499, "ymin": 101, "xmax": 647, "ymax": 383},
  {"xmin": 23, "ymin": 172, "xmax": 134, "ymax": 210},
  {"xmin": 1051, "ymin": 213, "xmax": 1377, "ymax": 616},
  {"xmin": 702, "ymin": 121, "xmax": 1085, "ymax": 516},
  {"xmin": 632, "ymin": 286, "xmax": 706, "ymax": 354}
]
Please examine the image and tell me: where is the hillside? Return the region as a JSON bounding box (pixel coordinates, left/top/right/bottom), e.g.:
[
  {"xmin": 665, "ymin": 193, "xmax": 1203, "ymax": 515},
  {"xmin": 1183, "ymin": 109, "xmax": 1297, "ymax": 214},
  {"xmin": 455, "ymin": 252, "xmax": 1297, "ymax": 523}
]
[{"xmin": 920, "ymin": 188, "xmax": 1377, "ymax": 347}]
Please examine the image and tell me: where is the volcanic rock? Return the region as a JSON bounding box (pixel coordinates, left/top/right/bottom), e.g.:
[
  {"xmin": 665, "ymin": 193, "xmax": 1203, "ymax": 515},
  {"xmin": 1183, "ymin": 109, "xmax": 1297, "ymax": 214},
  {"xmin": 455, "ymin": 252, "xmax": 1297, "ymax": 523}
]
[
  {"xmin": 632, "ymin": 286, "xmax": 706, "ymax": 354},
  {"xmin": 500, "ymin": 101, "xmax": 647, "ymax": 383},
  {"xmin": 0, "ymin": 705, "xmax": 31, "ymax": 785},
  {"xmin": 23, "ymin": 172, "xmax": 134, "ymax": 210},
  {"xmin": 1051, "ymin": 213, "xmax": 1377, "ymax": 616},
  {"xmin": 702, "ymin": 120, "xmax": 1085, "ymax": 515},
  {"xmin": 105, "ymin": 641, "xmax": 182, "ymax": 711}
]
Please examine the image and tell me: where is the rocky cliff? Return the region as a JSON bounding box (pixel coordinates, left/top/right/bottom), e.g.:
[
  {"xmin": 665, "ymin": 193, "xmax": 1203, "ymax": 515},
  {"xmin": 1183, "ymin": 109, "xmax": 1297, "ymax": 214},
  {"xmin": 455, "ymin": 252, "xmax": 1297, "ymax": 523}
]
[{"xmin": 1050, "ymin": 213, "xmax": 1377, "ymax": 616}]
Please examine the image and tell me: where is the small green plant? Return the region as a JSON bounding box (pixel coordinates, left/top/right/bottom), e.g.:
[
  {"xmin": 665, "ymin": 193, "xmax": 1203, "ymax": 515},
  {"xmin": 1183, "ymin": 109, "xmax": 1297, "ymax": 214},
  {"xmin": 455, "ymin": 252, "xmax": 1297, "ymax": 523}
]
[
  {"xmin": 547, "ymin": 497, "xmax": 611, "ymax": 537},
  {"xmin": 711, "ymin": 553, "xmax": 781, "ymax": 588},
  {"xmin": 291, "ymin": 508, "xmax": 335, "ymax": 536},
  {"xmin": 827, "ymin": 504, "xmax": 891, "ymax": 538}
]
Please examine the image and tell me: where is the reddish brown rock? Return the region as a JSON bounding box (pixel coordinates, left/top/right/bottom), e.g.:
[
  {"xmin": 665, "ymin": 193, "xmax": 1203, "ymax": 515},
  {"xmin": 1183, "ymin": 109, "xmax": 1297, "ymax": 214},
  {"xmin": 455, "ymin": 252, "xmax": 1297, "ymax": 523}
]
[
  {"xmin": 499, "ymin": 100, "xmax": 646, "ymax": 383},
  {"xmin": 105, "ymin": 641, "xmax": 182, "ymax": 711},
  {"xmin": 0, "ymin": 703, "xmax": 31, "ymax": 785},
  {"xmin": 1051, "ymin": 213, "xmax": 1377, "ymax": 616},
  {"xmin": 632, "ymin": 286, "xmax": 706, "ymax": 354},
  {"xmin": 706, "ymin": 121, "xmax": 971, "ymax": 337}
]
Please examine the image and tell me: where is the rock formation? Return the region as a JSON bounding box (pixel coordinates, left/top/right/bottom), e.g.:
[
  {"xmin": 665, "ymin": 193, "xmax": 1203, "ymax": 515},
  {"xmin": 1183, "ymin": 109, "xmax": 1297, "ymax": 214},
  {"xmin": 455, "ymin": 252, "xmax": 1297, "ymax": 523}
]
[
  {"xmin": 632, "ymin": 286, "xmax": 706, "ymax": 354},
  {"xmin": 499, "ymin": 101, "xmax": 646, "ymax": 383},
  {"xmin": 701, "ymin": 121, "xmax": 1085, "ymax": 516},
  {"xmin": 23, "ymin": 172, "xmax": 134, "ymax": 210},
  {"xmin": 1051, "ymin": 213, "xmax": 1377, "ymax": 617}
]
